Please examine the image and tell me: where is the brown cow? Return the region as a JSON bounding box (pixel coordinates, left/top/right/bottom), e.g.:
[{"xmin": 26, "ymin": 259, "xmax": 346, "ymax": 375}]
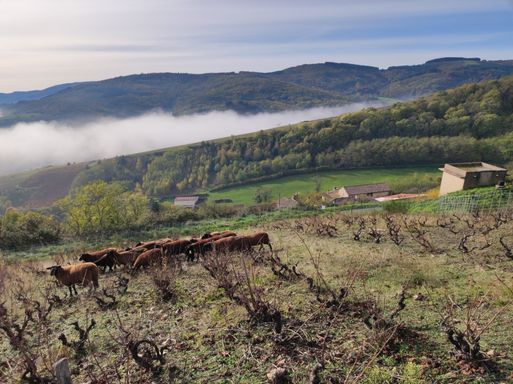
[
  {"xmin": 185, "ymin": 231, "xmax": 237, "ymax": 261},
  {"xmin": 212, "ymin": 236, "xmax": 252, "ymax": 254},
  {"xmin": 114, "ymin": 249, "xmax": 142, "ymax": 267},
  {"xmin": 132, "ymin": 248, "xmax": 164, "ymax": 271},
  {"xmin": 162, "ymin": 239, "xmax": 194, "ymax": 257},
  {"xmin": 80, "ymin": 247, "xmax": 118, "ymax": 261},
  {"xmin": 79, "ymin": 251, "xmax": 117, "ymax": 272},
  {"xmin": 200, "ymin": 230, "xmax": 235, "ymax": 239},
  {"xmin": 133, "ymin": 238, "xmax": 171, "ymax": 250},
  {"xmin": 47, "ymin": 263, "xmax": 99, "ymax": 296},
  {"xmin": 185, "ymin": 238, "xmax": 215, "ymax": 262},
  {"xmin": 245, "ymin": 232, "xmax": 272, "ymax": 251}
]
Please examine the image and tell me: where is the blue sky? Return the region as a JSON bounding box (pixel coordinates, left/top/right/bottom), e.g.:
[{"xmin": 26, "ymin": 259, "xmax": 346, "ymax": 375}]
[{"xmin": 1, "ymin": 0, "xmax": 513, "ymax": 91}]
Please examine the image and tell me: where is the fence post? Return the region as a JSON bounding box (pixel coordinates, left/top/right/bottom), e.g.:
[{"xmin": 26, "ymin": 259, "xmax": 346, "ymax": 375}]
[{"xmin": 54, "ymin": 358, "xmax": 73, "ymax": 384}]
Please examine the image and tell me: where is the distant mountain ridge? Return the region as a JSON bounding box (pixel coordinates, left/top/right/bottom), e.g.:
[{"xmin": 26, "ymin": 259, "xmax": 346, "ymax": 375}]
[
  {"xmin": 0, "ymin": 83, "xmax": 77, "ymax": 105},
  {"xmin": 1, "ymin": 57, "xmax": 513, "ymax": 127}
]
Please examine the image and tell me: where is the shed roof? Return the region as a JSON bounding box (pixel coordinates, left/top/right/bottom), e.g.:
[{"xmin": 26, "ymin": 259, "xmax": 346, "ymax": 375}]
[
  {"xmin": 441, "ymin": 162, "xmax": 507, "ymax": 178},
  {"xmin": 342, "ymin": 183, "xmax": 390, "ymax": 195},
  {"xmin": 174, "ymin": 196, "xmax": 200, "ymax": 207}
]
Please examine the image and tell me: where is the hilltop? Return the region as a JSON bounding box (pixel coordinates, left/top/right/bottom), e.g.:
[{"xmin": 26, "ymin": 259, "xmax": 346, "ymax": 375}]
[
  {"xmin": 1, "ymin": 57, "xmax": 513, "ymax": 126},
  {"xmin": 0, "ymin": 83, "xmax": 77, "ymax": 105}
]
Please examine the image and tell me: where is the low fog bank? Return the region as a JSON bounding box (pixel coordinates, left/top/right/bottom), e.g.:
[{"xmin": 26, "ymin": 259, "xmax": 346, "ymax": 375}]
[{"xmin": 0, "ymin": 102, "xmax": 388, "ymax": 176}]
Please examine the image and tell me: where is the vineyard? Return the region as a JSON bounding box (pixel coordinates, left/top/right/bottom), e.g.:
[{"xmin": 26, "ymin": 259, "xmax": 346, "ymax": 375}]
[{"xmin": 1, "ymin": 209, "xmax": 513, "ymax": 383}]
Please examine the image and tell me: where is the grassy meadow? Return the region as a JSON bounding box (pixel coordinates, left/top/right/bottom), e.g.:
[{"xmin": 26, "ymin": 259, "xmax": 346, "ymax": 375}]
[
  {"xmin": 1, "ymin": 209, "xmax": 513, "ymax": 383},
  {"xmin": 208, "ymin": 166, "xmax": 440, "ymax": 205}
]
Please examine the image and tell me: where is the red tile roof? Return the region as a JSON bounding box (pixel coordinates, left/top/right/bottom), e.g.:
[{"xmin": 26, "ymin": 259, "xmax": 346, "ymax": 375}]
[{"xmin": 375, "ymin": 193, "xmax": 424, "ymax": 202}]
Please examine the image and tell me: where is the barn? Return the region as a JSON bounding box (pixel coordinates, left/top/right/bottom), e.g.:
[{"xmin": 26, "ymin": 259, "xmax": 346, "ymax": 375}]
[
  {"xmin": 324, "ymin": 183, "xmax": 391, "ymax": 205},
  {"xmin": 439, "ymin": 162, "xmax": 507, "ymax": 196}
]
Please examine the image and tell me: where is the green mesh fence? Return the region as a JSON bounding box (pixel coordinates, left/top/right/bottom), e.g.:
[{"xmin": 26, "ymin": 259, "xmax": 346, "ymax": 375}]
[{"xmin": 409, "ymin": 188, "xmax": 513, "ymax": 214}]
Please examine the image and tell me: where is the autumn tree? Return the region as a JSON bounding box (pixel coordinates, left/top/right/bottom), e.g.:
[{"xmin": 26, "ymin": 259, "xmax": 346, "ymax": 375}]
[{"xmin": 58, "ymin": 181, "xmax": 149, "ymax": 237}]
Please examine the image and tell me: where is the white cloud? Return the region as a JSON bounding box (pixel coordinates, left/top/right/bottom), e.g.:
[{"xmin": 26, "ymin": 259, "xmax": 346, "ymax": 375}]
[
  {"xmin": 0, "ymin": 102, "xmax": 388, "ymax": 176},
  {"xmin": 0, "ymin": 0, "xmax": 511, "ymax": 90}
]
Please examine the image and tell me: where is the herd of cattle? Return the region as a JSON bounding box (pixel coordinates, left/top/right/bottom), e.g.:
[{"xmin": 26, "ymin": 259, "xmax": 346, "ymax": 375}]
[{"xmin": 46, "ymin": 230, "xmax": 272, "ymax": 296}]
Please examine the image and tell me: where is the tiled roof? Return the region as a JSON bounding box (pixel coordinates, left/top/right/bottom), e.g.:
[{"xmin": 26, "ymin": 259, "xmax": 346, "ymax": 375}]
[
  {"xmin": 175, "ymin": 196, "xmax": 199, "ymax": 202},
  {"xmin": 343, "ymin": 183, "xmax": 390, "ymax": 195},
  {"xmin": 174, "ymin": 196, "xmax": 200, "ymax": 207},
  {"xmin": 375, "ymin": 193, "xmax": 424, "ymax": 202}
]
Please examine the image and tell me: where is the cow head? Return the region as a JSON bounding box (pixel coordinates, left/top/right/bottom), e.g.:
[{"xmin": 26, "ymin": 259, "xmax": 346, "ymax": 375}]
[{"xmin": 46, "ymin": 265, "xmax": 62, "ymax": 276}]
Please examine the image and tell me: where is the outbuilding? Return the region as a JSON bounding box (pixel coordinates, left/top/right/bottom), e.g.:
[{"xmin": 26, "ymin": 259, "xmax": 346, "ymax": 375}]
[
  {"xmin": 174, "ymin": 195, "xmax": 200, "ymax": 208},
  {"xmin": 324, "ymin": 183, "xmax": 390, "ymax": 205},
  {"xmin": 439, "ymin": 162, "xmax": 507, "ymax": 196}
]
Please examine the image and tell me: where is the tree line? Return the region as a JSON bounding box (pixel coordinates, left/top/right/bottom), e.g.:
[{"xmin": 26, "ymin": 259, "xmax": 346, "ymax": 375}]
[{"xmin": 0, "ymin": 181, "xmax": 247, "ymax": 250}]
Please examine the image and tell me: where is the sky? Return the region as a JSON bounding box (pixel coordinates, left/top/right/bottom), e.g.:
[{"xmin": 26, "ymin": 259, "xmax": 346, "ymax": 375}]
[{"xmin": 1, "ymin": 0, "xmax": 513, "ymax": 91}]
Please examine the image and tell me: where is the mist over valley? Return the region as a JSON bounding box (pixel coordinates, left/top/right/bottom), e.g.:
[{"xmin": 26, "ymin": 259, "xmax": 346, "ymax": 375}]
[{"xmin": 0, "ymin": 102, "xmax": 385, "ymax": 176}]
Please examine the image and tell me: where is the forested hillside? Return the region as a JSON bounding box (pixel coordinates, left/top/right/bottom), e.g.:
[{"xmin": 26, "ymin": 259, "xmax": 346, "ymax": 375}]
[
  {"xmin": 267, "ymin": 57, "xmax": 513, "ymax": 98},
  {"xmin": 0, "ymin": 73, "xmax": 351, "ymax": 125},
  {"xmin": 2, "ymin": 57, "xmax": 513, "ymax": 126},
  {"xmin": 70, "ymin": 75, "xmax": 513, "ymax": 197}
]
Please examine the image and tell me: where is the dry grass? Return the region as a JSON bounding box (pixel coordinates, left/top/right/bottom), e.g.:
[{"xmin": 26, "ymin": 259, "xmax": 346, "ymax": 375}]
[{"xmin": 1, "ymin": 211, "xmax": 513, "ymax": 383}]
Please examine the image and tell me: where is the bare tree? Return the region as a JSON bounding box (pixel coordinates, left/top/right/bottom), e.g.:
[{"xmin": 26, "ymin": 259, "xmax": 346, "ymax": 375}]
[{"xmin": 385, "ymin": 215, "xmax": 404, "ymax": 245}]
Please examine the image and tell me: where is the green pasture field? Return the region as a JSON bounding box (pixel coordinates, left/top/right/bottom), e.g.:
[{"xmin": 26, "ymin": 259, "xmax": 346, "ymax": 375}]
[{"xmin": 209, "ymin": 166, "xmax": 440, "ymax": 205}]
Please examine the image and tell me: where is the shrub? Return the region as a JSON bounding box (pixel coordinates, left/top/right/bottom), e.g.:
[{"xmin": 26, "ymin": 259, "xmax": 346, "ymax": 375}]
[
  {"xmin": 362, "ymin": 366, "xmax": 394, "ymax": 384},
  {"xmin": 399, "ymin": 362, "xmax": 425, "ymax": 384},
  {"xmin": 382, "ymin": 200, "xmax": 411, "ymax": 214},
  {"xmin": 0, "ymin": 209, "xmax": 61, "ymax": 249},
  {"xmin": 389, "ymin": 173, "xmax": 441, "ymax": 194},
  {"xmin": 149, "ymin": 202, "xmax": 198, "ymax": 226},
  {"xmin": 196, "ymin": 203, "xmax": 240, "ymax": 220},
  {"xmin": 247, "ymin": 203, "xmax": 276, "ymax": 215}
]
